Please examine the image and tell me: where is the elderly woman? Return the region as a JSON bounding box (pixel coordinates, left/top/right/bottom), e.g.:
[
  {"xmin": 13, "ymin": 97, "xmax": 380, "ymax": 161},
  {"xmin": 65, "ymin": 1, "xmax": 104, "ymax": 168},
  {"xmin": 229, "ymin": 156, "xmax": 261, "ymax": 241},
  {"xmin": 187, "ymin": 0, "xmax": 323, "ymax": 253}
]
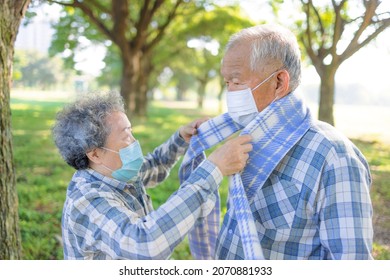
[{"xmin": 52, "ymin": 92, "xmax": 252, "ymax": 260}]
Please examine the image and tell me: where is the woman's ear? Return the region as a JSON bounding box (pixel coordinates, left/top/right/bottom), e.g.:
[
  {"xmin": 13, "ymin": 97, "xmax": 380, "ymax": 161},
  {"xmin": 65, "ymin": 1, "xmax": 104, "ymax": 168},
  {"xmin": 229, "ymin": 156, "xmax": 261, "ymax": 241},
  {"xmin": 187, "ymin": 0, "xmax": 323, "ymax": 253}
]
[
  {"xmin": 86, "ymin": 148, "xmax": 103, "ymax": 164},
  {"xmin": 275, "ymin": 69, "xmax": 290, "ymax": 99}
]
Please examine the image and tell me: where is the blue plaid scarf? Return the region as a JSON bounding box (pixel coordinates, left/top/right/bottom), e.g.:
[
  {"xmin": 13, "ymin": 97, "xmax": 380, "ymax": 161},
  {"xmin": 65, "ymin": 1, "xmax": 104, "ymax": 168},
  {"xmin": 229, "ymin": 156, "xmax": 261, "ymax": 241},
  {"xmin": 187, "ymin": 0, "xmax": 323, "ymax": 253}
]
[{"xmin": 179, "ymin": 93, "xmax": 312, "ymax": 259}]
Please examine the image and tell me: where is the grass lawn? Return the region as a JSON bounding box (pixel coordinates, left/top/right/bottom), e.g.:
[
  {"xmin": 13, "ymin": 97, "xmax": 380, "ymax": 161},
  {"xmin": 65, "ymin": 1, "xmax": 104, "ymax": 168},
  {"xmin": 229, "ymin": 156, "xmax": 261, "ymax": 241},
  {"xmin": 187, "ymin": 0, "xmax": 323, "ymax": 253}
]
[{"xmin": 10, "ymin": 96, "xmax": 390, "ymax": 259}]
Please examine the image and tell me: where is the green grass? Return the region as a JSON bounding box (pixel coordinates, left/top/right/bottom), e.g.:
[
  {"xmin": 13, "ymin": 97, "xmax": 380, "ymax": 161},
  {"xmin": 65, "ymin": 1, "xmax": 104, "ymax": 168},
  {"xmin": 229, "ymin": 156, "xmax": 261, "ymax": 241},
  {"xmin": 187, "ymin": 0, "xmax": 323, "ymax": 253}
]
[
  {"xmin": 350, "ymin": 139, "xmax": 390, "ymax": 259},
  {"xmin": 10, "ymin": 97, "xmax": 390, "ymax": 259},
  {"xmin": 11, "ymin": 97, "xmax": 219, "ymax": 260},
  {"xmin": 11, "ymin": 99, "xmax": 71, "ymax": 259}
]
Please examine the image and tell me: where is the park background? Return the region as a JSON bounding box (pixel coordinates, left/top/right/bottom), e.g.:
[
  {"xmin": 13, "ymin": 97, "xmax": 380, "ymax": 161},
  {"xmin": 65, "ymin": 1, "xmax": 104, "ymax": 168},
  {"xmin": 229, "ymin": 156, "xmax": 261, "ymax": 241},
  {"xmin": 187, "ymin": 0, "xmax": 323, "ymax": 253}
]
[{"xmin": 6, "ymin": 0, "xmax": 390, "ymax": 259}]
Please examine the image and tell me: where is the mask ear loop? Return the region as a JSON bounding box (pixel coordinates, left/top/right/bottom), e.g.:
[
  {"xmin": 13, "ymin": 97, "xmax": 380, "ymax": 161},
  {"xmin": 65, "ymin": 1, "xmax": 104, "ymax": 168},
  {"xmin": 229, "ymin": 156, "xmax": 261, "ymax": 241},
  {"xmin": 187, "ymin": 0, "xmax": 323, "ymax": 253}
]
[
  {"xmin": 251, "ymin": 66, "xmax": 285, "ymax": 92},
  {"xmin": 251, "ymin": 70, "xmax": 278, "ymax": 92},
  {"xmin": 101, "ymin": 147, "xmax": 119, "ymax": 154},
  {"xmin": 99, "ymin": 147, "xmax": 119, "ymax": 175},
  {"xmin": 101, "ymin": 164, "xmax": 114, "ymax": 172},
  {"xmin": 272, "ymin": 94, "xmax": 280, "ymax": 104}
]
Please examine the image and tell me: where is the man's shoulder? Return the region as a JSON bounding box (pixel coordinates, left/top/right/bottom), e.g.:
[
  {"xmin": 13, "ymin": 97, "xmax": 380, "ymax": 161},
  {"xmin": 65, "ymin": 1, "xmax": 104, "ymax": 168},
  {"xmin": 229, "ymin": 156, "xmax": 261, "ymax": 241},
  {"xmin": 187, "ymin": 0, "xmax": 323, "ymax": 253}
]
[
  {"xmin": 302, "ymin": 120, "xmax": 368, "ymax": 166},
  {"xmin": 304, "ymin": 120, "xmax": 354, "ymax": 150}
]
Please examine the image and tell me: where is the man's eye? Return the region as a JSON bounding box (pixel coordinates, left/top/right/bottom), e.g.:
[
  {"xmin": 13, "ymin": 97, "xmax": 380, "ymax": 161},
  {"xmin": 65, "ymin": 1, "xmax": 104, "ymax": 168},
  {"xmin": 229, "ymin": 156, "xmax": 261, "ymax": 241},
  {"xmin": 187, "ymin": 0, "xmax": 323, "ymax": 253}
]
[{"xmin": 225, "ymin": 81, "xmax": 241, "ymax": 86}]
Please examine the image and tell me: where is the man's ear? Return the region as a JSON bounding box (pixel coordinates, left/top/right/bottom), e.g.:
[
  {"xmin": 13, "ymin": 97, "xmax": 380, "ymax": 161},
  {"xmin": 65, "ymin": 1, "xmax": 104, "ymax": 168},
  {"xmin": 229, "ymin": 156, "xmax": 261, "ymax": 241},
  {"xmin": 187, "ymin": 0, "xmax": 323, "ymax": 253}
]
[
  {"xmin": 86, "ymin": 148, "xmax": 103, "ymax": 164},
  {"xmin": 275, "ymin": 69, "xmax": 290, "ymax": 98}
]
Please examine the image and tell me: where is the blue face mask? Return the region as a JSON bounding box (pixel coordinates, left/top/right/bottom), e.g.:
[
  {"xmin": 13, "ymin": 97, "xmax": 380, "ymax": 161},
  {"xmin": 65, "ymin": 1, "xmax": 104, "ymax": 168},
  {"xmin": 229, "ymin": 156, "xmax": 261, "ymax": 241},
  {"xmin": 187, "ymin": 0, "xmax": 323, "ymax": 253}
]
[{"xmin": 102, "ymin": 140, "xmax": 144, "ymax": 182}]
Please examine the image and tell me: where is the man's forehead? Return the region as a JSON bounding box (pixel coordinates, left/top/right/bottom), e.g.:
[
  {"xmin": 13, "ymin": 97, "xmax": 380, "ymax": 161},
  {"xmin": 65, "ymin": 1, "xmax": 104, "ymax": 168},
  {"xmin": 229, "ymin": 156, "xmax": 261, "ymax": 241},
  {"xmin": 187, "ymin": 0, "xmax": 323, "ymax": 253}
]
[
  {"xmin": 221, "ymin": 56, "xmax": 250, "ymax": 79},
  {"xmin": 221, "ymin": 68, "xmax": 244, "ymax": 79}
]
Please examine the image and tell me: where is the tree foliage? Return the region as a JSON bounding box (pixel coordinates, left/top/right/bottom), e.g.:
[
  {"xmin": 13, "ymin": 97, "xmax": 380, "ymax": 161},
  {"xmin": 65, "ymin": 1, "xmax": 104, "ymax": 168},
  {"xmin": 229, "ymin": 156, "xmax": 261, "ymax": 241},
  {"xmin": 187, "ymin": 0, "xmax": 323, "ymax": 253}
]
[
  {"xmin": 273, "ymin": 0, "xmax": 390, "ymax": 125},
  {"xmin": 48, "ymin": 0, "xmax": 210, "ymax": 117},
  {"xmin": 152, "ymin": 4, "xmax": 255, "ymax": 108},
  {"xmin": 48, "ymin": 1, "xmax": 256, "ymax": 116},
  {"xmin": 13, "ymin": 50, "xmax": 72, "ymax": 89}
]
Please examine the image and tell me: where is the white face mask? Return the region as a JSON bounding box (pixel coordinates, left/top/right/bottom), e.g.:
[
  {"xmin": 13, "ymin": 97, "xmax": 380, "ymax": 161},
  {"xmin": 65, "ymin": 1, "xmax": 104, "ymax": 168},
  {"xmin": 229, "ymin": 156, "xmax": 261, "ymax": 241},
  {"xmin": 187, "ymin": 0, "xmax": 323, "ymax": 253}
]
[{"xmin": 226, "ymin": 70, "xmax": 278, "ymax": 127}]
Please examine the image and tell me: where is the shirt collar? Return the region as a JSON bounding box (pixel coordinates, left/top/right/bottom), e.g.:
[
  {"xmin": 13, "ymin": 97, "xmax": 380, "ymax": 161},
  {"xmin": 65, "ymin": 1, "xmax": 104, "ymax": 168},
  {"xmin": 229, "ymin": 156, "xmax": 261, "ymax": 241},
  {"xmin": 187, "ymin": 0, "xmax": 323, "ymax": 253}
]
[{"xmin": 86, "ymin": 168, "xmax": 133, "ymax": 191}]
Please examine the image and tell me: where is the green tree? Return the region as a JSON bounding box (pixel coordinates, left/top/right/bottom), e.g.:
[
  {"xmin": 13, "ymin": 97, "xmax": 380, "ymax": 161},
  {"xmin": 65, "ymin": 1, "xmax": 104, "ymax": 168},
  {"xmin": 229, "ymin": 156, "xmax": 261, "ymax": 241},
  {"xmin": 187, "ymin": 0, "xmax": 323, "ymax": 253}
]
[
  {"xmin": 277, "ymin": 0, "xmax": 390, "ymax": 125},
  {"xmin": 96, "ymin": 44, "xmax": 121, "ymax": 90},
  {"xmin": 13, "ymin": 50, "xmax": 71, "ymax": 89},
  {"xmin": 0, "ymin": 0, "xmax": 30, "ymax": 260},
  {"xmin": 12, "ymin": 50, "xmax": 28, "ymax": 82},
  {"xmin": 163, "ymin": 5, "xmax": 254, "ymax": 109},
  {"xmin": 49, "ymin": 0, "xmax": 208, "ymax": 117}
]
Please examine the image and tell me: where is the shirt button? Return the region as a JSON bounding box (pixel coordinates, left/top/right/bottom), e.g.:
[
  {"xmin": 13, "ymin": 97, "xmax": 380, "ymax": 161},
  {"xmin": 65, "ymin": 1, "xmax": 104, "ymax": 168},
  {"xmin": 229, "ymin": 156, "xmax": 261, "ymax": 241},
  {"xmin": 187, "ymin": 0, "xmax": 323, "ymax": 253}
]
[{"xmin": 228, "ymin": 229, "xmax": 233, "ymax": 234}]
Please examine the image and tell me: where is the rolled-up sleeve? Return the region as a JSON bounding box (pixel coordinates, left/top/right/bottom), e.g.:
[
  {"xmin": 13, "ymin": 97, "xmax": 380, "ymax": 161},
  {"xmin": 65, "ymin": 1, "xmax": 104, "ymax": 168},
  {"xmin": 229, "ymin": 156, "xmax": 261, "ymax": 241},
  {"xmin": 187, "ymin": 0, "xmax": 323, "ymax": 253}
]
[{"xmin": 140, "ymin": 131, "xmax": 188, "ymax": 188}]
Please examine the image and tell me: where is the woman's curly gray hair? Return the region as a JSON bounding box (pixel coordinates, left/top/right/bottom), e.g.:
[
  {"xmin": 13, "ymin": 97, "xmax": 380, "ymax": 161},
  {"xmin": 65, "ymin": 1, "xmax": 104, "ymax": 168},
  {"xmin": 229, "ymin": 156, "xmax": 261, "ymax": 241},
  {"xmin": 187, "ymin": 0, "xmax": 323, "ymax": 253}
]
[{"xmin": 52, "ymin": 91, "xmax": 125, "ymax": 170}]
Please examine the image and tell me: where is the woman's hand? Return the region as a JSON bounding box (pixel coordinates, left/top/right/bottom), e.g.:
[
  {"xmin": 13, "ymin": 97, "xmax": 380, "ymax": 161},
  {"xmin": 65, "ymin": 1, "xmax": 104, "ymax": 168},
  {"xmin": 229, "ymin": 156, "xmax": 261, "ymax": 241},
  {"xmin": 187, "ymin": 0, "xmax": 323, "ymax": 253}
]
[{"xmin": 179, "ymin": 117, "xmax": 209, "ymax": 143}]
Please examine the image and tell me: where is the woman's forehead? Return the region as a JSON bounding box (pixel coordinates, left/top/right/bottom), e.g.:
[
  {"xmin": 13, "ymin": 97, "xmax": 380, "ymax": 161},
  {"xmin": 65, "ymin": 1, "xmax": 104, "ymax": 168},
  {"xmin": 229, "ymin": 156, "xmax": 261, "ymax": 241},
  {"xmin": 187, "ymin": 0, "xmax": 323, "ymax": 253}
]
[{"xmin": 106, "ymin": 111, "xmax": 131, "ymax": 130}]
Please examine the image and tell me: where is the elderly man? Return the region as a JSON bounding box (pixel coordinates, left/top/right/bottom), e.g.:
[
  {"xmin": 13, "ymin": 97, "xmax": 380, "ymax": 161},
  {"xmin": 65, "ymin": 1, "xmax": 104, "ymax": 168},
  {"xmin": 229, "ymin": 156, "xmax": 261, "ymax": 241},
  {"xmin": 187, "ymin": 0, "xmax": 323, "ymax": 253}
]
[
  {"xmin": 183, "ymin": 24, "xmax": 373, "ymax": 260},
  {"xmin": 52, "ymin": 91, "xmax": 252, "ymax": 259}
]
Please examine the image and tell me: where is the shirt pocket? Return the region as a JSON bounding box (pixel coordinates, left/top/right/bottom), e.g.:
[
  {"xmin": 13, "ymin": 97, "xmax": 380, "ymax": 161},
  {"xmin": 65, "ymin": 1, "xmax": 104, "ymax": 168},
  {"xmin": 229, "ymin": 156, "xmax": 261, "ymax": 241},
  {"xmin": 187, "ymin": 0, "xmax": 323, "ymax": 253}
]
[{"xmin": 251, "ymin": 177, "xmax": 300, "ymax": 229}]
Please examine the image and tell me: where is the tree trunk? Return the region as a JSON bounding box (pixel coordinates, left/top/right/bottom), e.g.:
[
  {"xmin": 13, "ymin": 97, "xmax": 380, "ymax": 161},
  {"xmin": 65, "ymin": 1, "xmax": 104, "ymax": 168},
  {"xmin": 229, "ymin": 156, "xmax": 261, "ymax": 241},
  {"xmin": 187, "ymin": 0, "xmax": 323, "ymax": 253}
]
[
  {"xmin": 176, "ymin": 84, "xmax": 186, "ymax": 101},
  {"xmin": 120, "ymin": 49, "xmax": 149, "ymax": 118},
  {"xmin": 197, "ymin": 81, "xmax": 207, "ymax": 109},
  {"xmin": 318, "ymin": 66, "xmax": 337, "ymax": 126},
  {"xmin": 134, "ymin": 79, "xmax": 148, "ymax": 117},
  {"xmin": 134, "ymin": 55, "xmax": 151, "ymax": 117},
  {"xmin": 217, "ymin": 78, "xmax": 225, "ymax": 114},
  {"xmin": 120, "ymin": 51, "xmax": 136, "ymax": 117},
  {"xmin": 0, "ymin": 0, "xmax": 30, "ymax": 260},
  {"xmin": 176, "ymin": 78, "xmax": 190, "ymax": 101}
]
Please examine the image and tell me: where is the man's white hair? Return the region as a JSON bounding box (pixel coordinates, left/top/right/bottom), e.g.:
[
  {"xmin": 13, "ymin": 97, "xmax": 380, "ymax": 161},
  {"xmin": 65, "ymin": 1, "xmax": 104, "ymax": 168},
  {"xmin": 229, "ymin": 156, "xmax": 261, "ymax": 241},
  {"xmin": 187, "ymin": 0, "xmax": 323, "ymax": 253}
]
[{"xmin": 226, "ymin": 24, "xmax": 302, "ymax": 91}]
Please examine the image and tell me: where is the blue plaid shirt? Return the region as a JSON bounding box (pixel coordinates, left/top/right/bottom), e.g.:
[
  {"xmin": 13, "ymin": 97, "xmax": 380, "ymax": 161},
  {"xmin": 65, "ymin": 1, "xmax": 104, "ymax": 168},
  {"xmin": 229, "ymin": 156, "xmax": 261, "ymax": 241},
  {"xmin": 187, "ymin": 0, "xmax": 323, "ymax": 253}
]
[
  {"xmin": 215, "ymin": 120, "xmax": 373, "ymax": 259},
  {"xmin": 62, "ymin": 131, "xmax": 222, "ymax": 259}
]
